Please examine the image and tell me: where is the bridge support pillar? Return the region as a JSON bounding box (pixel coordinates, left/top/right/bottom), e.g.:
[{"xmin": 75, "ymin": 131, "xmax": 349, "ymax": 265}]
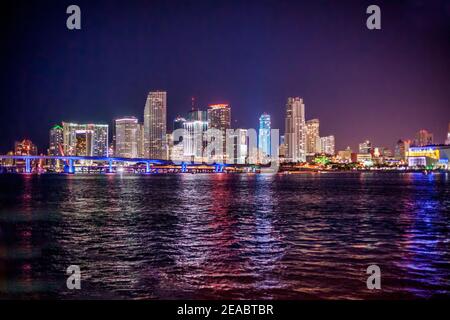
[
  {"xmin": 146, "ymin": 162, "xmax": 151, "ymax": 173},
  {"xmin": 25, "ymin": 158, "xmax": 31, "ymax": 173},
  {"xmin": 181, "ymin": 162, "xmax": 187, "ymax": 173},
  {"xmin": 68, "ymin": 159, "xmax": 75, "ymax": 174},
  {"xmin": 109, "ymin": 160, "xmax": 113, "ymax": 173}
]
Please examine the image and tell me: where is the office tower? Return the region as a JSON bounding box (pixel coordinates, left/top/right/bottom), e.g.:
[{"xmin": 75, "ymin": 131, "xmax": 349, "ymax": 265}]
[
  {"xmin": 258, "ymin": 113, "xmax": 271, "ymax": 161},
  {"xmin": 285, "ymin": 97, "xmax": 306, "ymax": 162},
  {"xmin": 227, "ymin": 128, "xmax": 248, "ymax": 164},
  {"xmin": 207, "ymin": 104, "xmax": 231, "ymax": 162},
  {"xmin": 305, "ymin": 118, "xmax": 320, "ymax": 155},
  {"xmin": 115, "ymin": 117, "xmax": 141, "ymax": 158},
  {"xmin": 90, "ymin": 124, "xmax": 109, "ymax": 157},
  {"xmin": 320, "ymin": 135, "xmax": 335, "ymax": 155},
  {"xmin": 49, "ymin": 125, "xmax": 64, "ymax": 156},
  {"xmin": 445, "ymin": 122, "xmax": 450, "ymax": 145},
  {"xmin": 144, "ymin": 91, "xmax": 167, "ymax": 159},
  {"xmin": 15, "ymin": 139, "xmax": 37, "ymax": 155},
  {"xmin": 395, "ymin": 139, "xmax": 410, "ymax": 161},
  {"xmin": 359, "ymin": 140, "xmax": 372, "ymax": 154},
  {"xmin": 207, "ymin": 104, "xmax": 231, "ymax": 131},
  {"xmin": 414, "ymin": 129, "xmax": 433, "ymax": 147},
  {"xmin": 62, "ymin": 122, "xmax": 109, "ymax": 157},
  {"xmin": 183, "ymin": 112, "xmax": 208, "ymax": 162}
]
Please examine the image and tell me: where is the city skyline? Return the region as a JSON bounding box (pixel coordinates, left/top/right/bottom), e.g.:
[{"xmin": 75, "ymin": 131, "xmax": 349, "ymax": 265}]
[
  {"xmin": 2, "ymin": 0, "xmax": 450, "ymax": 154},
  {"xmin": 3, "ymin": 90, "xmax": 450, "ymax": 159}
]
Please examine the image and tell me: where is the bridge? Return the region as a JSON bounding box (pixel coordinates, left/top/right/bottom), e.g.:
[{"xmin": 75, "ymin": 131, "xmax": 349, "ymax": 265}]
[{"xmin": 0, "ymin": 155, "xmax": 231, "ymax": 174}]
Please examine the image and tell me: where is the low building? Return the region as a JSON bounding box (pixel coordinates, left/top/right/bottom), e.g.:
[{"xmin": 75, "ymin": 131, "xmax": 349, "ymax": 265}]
[{"xmin": 407, "ymin": 145, "xmax": 450, "ymax": 169}]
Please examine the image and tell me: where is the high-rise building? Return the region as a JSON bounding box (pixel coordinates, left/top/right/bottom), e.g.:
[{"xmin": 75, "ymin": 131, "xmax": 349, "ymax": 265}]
[
  {"xmin": 258, "ymin": 113, "xmax": 271, "ymax": 162},
  {"xmin": 305, "ymin": 119, "xmax": 320, "ymax": 155},
  {"xmin": 183, "ymin": 116, "xmax": 208, "ymax": 162},
  {"xmin": 207, "ymin": 104, "xmax": 231, "ymax": 131},
  {"xmin": 49, "ymin": 125, "xmax": 64, "ymax": 156},
  {"xmin": 414, "ymin": 129, "xmax": 433, "ymax": 147},
  {"xmin": 144, "ymin": 91, "xmax": 167, "ymax": 159},
  {"xmin": 15, "ymin": 139, "xmax": 37, "ymax": 156},
  {"xmin": 227, "ymin": 128, "xmax": 248, "ymax": 164},
  {"xmin": 115, "ymin": 117, "xmax": 141, "ymax": 158},
  {"xmin": 285, "ymin": 97, "xmax": 306, "ymax": 162},
  {"xmin": 320, "ymin": 135, "xmax": 335, "ymax": 155},
  {"xmin": 62, "ymin": 122, "xmax": 109, "ymax": 157},
  {"xmin": 207, "ymin": 104, "xmax": 231, "ymax": 162},
  {"xmin": 445, "ymin": 122, "xmax": 450, "ymax": 145},
  {"xmin": 359, "ymin": 140, "xmax": 372, "ymax": 154}
]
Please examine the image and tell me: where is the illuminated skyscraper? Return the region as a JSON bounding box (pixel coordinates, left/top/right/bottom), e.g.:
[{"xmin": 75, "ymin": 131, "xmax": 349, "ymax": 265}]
[
  {"xmin": 144, "ymin": 91, "xmax": 167, "ymax": 159},
  {"xmin": 62, "ymin": 122, "xmax": 108, "ymax": 156},
  {"xmin": 305, "ymin": 119, "xmax": 320, "ymax": 155},
  {"xmin": 115, "ymin": 117, "xmax": 140, "ymax": 158},
  {"xmin": 414, "ymin": 129, "xmax": 433, "ymax": 147},
  {"xmin": 320, "ymin": 135, "xmax": 335, "ymax": 155},
  {"xmin": 49, "ymin": 125, "xmax": 64, "ymax": 156},
  {"xmin": 207, "ymin": 104, "xmax": 231, "ymax": 162},
  {"xmin": 207, "ymin": 104, "xmax": 231, "ymax": 131},
  {"xmin": 258, "ymin": 113, "xmax": 271, "ymax": 163},
  {"xmin": 184, "ymin": 110, "xmax": 208, "ymax": 162},
  {"xmin": 285, "ymin": 97, "xmax": 306, "ymax": 162}
]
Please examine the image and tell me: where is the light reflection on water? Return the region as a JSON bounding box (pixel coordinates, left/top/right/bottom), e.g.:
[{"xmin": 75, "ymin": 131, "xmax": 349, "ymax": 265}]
[{"xmin": 0, "ymin": 172, "xmax": 449, "ymax": 299}]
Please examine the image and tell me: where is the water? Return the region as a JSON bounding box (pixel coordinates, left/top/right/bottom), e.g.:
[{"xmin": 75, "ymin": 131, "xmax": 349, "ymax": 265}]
[{"xmin": 0, "ymin": 172, "xmax": 449, "ymax": 299}]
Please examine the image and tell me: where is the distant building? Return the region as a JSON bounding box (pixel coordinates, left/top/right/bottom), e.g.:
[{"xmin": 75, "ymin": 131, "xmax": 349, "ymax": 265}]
[
  {"xmin": 62, "ymin": 122, "xmax": 108, "ymax": 157},
  {"xmin": 207, "ymin": 104, "xmax": 231, "ymax": 162},
  {"xmin": 184, "ymin": 110, "xmax": 208, "ymax": 162},
  {"xmin": 394, "ymin": 139, "xmax": 410, "ymax": 161},
  {"xmin": 230, "ymin": 129, "xmax": 248, "ymax": 164},
  {"xmin": 207, "ymin": 104, "xmax": 231, "ymax": 131},
  {"xmin": 258, "ymin": 113, "xmax": 271, "ymax": 162},
  {"xmin": 337, "ymin": 147, "xmax": 352, "ymax": 162},
  {"xmin": 173, "ymin": 116, "xmax": 186, "ymax": 131},
  {"xmin": 320, "ymin": 135, "xmax": 335, "ymax": 155},
  {"xmin": 359, "ymin": 140, "xmax": 372, "ymax": 154},
  {"xmin": 285, "ymin": 97, "xmax": 306, "ymax": 162},
  {"xmin": 15, "ymin": 139, "xmax": 37, "ymax": 156},
  {"xmin": 49, "ymin": 125, "xmax": 64, "ymax": 156},
  {"xmin": 115, "ymin": 117, "xmax": 141, "ymax": 158},
  {"xmin": 305, "ymin": 119, "xmax": 320, "ymax": 155},
  {"xmin": 414, "ymin": 129, "xmax": 433, "ymax": 147},
  {"xmin": 144, "ymin": 91, "xmax": 167, "ymax": 159}
]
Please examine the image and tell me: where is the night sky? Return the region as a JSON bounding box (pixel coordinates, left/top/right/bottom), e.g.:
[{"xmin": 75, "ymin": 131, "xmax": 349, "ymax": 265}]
[{"xmin": 1, "ymin": 0, "xmax": 450, "ymax": 154}]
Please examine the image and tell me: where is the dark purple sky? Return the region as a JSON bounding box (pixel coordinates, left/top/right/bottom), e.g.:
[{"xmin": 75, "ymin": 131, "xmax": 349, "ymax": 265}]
[{"xmin": 1, "ymin": 0, "xmax": 450, "ymax": 153}]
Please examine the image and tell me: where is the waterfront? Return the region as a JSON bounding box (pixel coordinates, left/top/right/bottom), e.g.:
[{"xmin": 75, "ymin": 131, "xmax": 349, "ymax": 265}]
[{"xmin": 0, "ymin": 172, "xmax": 449, "ymax": 299}]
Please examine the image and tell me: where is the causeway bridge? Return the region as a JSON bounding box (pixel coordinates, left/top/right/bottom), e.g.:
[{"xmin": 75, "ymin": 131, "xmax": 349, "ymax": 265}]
[{"xmin": 0, "ymin": 155, "xmax": 233, "ymax": 174}]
